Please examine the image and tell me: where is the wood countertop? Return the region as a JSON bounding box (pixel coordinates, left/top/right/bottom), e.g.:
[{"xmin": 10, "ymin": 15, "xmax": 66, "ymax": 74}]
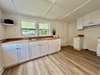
[{"xmin": 0, "ymin": 36, "xmax": 60, "ymax": 43}]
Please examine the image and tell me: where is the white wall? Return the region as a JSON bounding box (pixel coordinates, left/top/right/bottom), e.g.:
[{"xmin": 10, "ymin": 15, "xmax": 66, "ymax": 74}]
[
  {"xmin": 0, "ymin": 10, "xmax": 5, "ymax": 40},
  {"xmin": 0, "ymin": 47, "xmax": 4, "ymax": 75},
  {"xmin": 0, "ymin": 9, "xmax": 4, "ymax": 75},
  {"xmin": 51, "ymin": 21, "xmax": 68, "ymax": 46},
  {"xmin": 3, "ymin": 13, "xmax": 68, "ymax": 46},
  {"xmin": 68, "ymin": 9, "xmax": 100, "ymax": 52},
  {"xmin": 68, "ymin": 21, "xmax": 84, "ymax": 46},
  {"xmin": 3, "ymin": 14, "xmax": 21, "ymax": 38}
]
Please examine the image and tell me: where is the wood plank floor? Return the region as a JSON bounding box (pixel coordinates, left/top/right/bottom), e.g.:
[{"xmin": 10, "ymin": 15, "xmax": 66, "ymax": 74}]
[{"xmin": 2, "ymin": 47, "xmax": 100, "ymax": 75}]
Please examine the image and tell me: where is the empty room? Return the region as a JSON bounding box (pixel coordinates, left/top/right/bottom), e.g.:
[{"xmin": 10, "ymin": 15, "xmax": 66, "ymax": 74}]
[{"xmin": 0, "ymin": 0, "xmax": 100, "ymax": 75}]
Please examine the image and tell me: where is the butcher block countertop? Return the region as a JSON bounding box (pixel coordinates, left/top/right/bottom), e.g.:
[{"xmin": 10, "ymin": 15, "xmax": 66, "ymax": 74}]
[{"xmin": 0, "ymin": 36, "xmax": 60, "ymax": 43}]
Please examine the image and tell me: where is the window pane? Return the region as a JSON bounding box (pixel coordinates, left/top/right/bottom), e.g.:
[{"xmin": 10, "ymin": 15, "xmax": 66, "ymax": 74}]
[
  {"xmin": 21, "ymin": 21, "xmax": 50, "ymax": 36},
  {"xmin": 22, "ymin": 29, "xmax": 36, "ymax": 37},
  {"xmin": 39, "ymin": 23, "xmax": 49, "ymax": 29},
  {"xmin": 21, "ymin": 21, "xmax": 36, "ymax": 36},
  {"xmin": 38, "ymin": 23, "xmax": 50, "ymax": 36},
  {"xmin": 22, "ymin": 21, "xmax": 35, "ymax": 29},
  {"xmin": 39, "ymin": 29, "xmax": 49, "ymax": 36}
]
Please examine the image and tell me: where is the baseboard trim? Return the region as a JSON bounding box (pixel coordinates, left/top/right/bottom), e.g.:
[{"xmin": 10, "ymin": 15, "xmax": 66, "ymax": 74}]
[
  {"xmin": 96, "ymin": 51, "xmax": 100, "ymax": 57},
  {"xmin": 83, "ymin": 49, "xmax": 96, "ymax": 53},
  {"xmin": 61, "ymin": 45, "xmax": 73, "ymax": 48},
  {"xmin": 65, "ymin": 46, "xmax": 97, "ymax": 53}
]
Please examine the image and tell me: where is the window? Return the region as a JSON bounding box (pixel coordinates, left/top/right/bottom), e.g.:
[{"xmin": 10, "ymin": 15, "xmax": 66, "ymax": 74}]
[
  {"xmin": 21, "ymin": 21, "xmax": 50, "ymax": 36},
  {"xmin": 38, "ymin": 23, "xmax": 50, "ymax": 36},
  {"xmin": 21, "ymin": 21, "xmax": 36, "ymax": 37}
]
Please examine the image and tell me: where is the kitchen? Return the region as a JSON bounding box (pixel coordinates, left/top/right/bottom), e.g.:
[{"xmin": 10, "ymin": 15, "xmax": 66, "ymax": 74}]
[{"xmin": 0, "ymin": 0, "xmax": 100, "ymax": 75}]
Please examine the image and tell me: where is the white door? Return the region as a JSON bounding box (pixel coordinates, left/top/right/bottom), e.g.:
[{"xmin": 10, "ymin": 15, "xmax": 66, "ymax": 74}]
[
  {"xmin": 2, "ymin": 44, "xmax": 18, "ymax": 67},
  {"xmin": 29, "ymin": 42, "xmax": 41, "ymax": 59}
]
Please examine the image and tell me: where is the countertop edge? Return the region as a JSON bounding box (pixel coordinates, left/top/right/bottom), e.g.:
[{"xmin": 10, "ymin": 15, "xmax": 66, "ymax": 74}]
[{"xmin": 0, "ymin": 36, "xmax": 60, "ymax": 43}]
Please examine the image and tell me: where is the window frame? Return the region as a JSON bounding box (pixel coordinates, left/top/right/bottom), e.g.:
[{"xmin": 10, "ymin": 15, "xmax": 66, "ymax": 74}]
[{"xmin": 21, "ymin": 21, "xmax": 51, "ymax": 37}]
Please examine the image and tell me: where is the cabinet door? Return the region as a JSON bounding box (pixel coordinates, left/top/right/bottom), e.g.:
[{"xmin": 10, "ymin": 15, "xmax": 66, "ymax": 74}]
[
  {"xmin": 73, "ymin": 37, "xmax": 81, "ymax": 50},
  {"xmin": 48, "ymin": 39, "xmax": 61, "ymax": 54},
  {"xmin": 29, "ymin": 42, "xmax": 40, "ymax": 59},
  {"xmin": 39, "ymin": 41, "xmax": 49, "ymax": 56},
  {"xmin": 53, "ymin": 39, "xmax": 61, "ymax": 52},
  {"xmin": 97, "ymin": 41, "xmax": 100, "ymax": 56},
  {"xmin": 2, "ymin": 44, "xmax": 18, "ymax": 67},
  {"xmin": 17, "ymin": 44, "xmax": 29, "ymax": 63}
]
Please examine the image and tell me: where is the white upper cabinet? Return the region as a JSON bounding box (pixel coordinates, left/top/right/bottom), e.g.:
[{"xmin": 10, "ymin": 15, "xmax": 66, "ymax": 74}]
[
  {"xmin": 77, "ymin": 17, "xmax": 99, "ymax": 29},
  {"xmin": 84, "ymin": 18, "xmax": 100, "ymax": 27}
]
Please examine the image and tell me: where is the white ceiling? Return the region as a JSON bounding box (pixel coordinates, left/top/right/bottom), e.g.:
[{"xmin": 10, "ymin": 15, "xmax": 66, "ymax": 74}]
[
  {"xmin": 0, "ymin": 0, "xmax": 100, "ymax": 21},
  {"xmin": 63, "ymin": 0, "xmax": 100, "ymax": 22}
]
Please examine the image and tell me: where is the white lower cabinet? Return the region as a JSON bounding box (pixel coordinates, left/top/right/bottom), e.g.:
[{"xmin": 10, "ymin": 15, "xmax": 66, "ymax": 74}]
[
  {"xmin": 97, "ymin": 39, "xmax": 100, "ymax": 56},
  {"xmin": 17, "ymin": 44, "xmax": 29, "ymax": 63},
  {"xmin": 54, "ymin": 39, "xmax": 61, "ymax": 52},
  {"xmin": 97, "ymin": 44, "xmax": 100, "ymax": 56},
  {"xmin": 29, "ymin": 42, "xmax": 40, "ymax": 59},
  {"xmin": 39, "ymin": 41, "xmax": 49, "ymax": 56},
  {"xmin": 73, "ymin": 37, "xmax": 84, "ymax": 51},
  {"xmin": 2, "ymin": 42, "xmax": 29, "ymax": 67},
  {"xmin": 48, "ymin": 39, "xmax": 61, "ymax": 54},
  {"xmin": 1, "ymin": 39, "xmax": 61, "ymax": 68},
  {"xmin": 2, "ymin": 44, "xmax": 18, "ymax": 67}
]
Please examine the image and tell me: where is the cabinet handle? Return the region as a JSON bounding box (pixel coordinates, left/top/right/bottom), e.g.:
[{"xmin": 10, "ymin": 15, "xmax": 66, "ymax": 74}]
[
  {"xmin": 88, "ymin": 21, "xmax": 94, "ymax": 24},
  {"xmin": 16, "ymin": 48, "xmax": 21, "ymax": 50}
]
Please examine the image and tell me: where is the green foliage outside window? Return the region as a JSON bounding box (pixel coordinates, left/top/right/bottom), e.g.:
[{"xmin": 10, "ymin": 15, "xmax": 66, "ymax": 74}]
[{"xmin": 21, "ymin": 21, "xmax": 50, "ymax": 36}]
